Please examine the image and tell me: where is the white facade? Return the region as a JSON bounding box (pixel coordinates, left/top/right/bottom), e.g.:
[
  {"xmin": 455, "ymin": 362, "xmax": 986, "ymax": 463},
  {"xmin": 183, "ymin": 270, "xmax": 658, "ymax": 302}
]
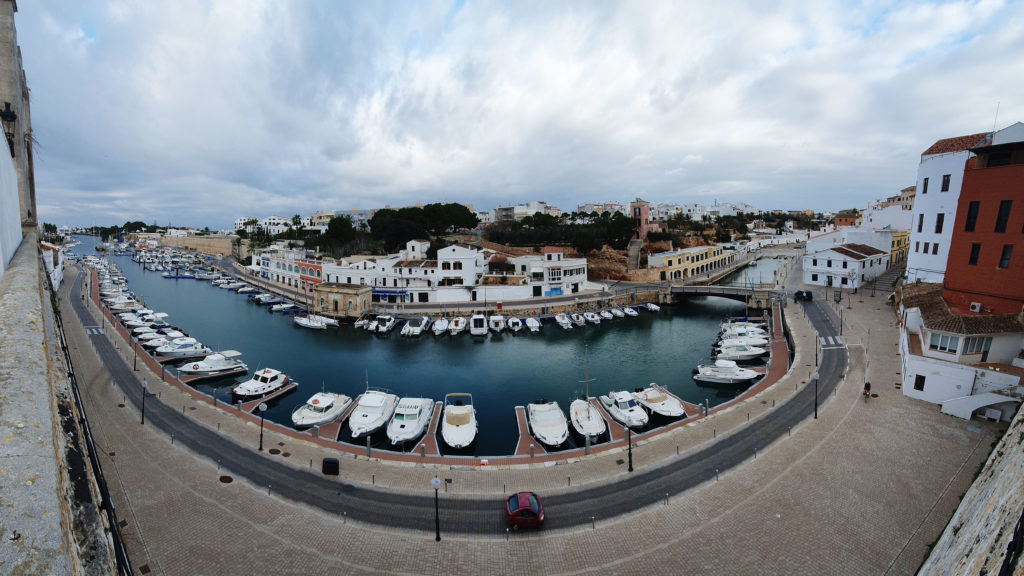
[
  {"xmin": 508, "ymin": 248, "xmax": 590, "ymax": 298},
  {"xmin": 233, "ymin": 217, "xmax": 258, "ymax": 234},
  {"xmin": 802, "ymin": 245, "xmax": 888, "ymax": 289},
  {"xmin": 862, "ymin": 204, "xmax": 912, "ymax": 232},
  {"xmin": 905, "ymin": 150, "xmax": 976, "ymax": 283},
  {"xmin": 260, "ymin": 216, "xmax": 293, "ymax": 236}
]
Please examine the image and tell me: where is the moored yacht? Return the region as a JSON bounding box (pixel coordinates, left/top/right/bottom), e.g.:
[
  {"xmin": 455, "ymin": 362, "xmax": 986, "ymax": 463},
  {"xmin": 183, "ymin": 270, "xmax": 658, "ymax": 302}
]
[
  {"xmin": 232, "ymin": 368, "xmax": 290, "ymax": 399},
  {"xmin": 348, "ymin": 389, "xmax": 399, "ymax": 438},
  {"xmin": 583, "ymin": 311, "xmax": 601, "ymax": 324},
  {"xmin": 441, "ymin": 393, "xmax": 477, "ymax": 449},
  {"xmin": 488, "ymin": 315, "xmax": 506, "ymax": 333},
  {"xmin": 177, "ymin": 350, "xmax": 248, "ymax": 377},
  {"xmin": 525, "ymin": 317, "xmax": 542, "ymax": 332},
  {"xmin": 449, "ymin": 316, "xmax": 467, "ymax": 335},
  {"xmin": 469, "ymin": 314, "xmax": 488, "ymax": 336},
  {"xmin": 386, "ymin": 397, "xmax": 434, "ymax": 445},
  {"xmin": 554, "ymin": 313, "xmax": 573, "ymax": 330},
  {"xmin": 507, "ymin": 317, "xmax": 523, "ymax": 332},
  {"xmin": 431, "ymin": 317, "xmax": 449, "ymax": 335},
  {"xmin": 293, "ymin": 314, "xmax": 327, "ymax": 330},
  {"xmin": 155, "ymin": 337, "xmax": 212, "ymax": 357},
  {"xmin": 599, "ymin": 391, "xmax": 649, "ymax": 428},
  {"xmin": 632, "ymin": 385, "xmax": 687, "ymax": 417},
  {"xmin": 716, "ymin": 344, "xmax": 767, "ymax": 362},
  {"xmin": 621, "ymin": 306, "xmax": 638, "ymax": 317},
  {"xmin": 693, "ymin": 359, "xmax": 760, "ymax": 384},
  {"xmin": 291, "ymin": 392, "xmax": 352, "ymax": 428},
  {"xmin": 526, "ymin": 401, "xmax": 569, "ymax": 448}
]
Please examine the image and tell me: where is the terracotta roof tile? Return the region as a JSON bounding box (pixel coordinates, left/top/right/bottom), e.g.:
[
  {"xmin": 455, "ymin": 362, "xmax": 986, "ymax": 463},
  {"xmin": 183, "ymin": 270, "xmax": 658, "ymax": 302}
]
[
  {"xmin": 900, "ymin": 282, "xmax": 1024, "ymax": 335},
  {"xmin": 921, "ymin": 132, "xmax": 990, "ymax": 156}
]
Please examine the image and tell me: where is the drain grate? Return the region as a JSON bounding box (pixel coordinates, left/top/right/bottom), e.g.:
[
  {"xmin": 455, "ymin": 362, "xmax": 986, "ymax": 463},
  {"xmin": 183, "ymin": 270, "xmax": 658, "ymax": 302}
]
[
  {"xmin": 616, "ymin": 459, "xmax": 624, "ymax": 465},
  {"xmin": 219, "ymin": 475, "xmax": 233, "ymax": 484},
  {"xmin": 118, "ymin": 520, "xmax": 128, "ymax": 528},
  {"xmin": 117, "ymin": 404, "xmax": 125, "ymax": 408},
  {"xmin": 108, "ymin": 452, "xmax": 115, "ymax": 457},
  {"xmin": 281, "ymin": 452, "xmax": 291, "ymax": 458},
  {"xmin": 277, "ymin": 442, "xmax": 285, "ymax": 447},
  {"xmin": 189, "ymin": 406, "xmax": 196, "ymax": 411},
  {"xmin": 139, "ymin": 565, "xmax": 151, "ymax": 575},
  {"xmin": 269, "ymin": 448, "xmax": 281, "ymax": 455},
  {"xmin": 870, "ymin": 393, "xmax": 878, "ymax": 398}
]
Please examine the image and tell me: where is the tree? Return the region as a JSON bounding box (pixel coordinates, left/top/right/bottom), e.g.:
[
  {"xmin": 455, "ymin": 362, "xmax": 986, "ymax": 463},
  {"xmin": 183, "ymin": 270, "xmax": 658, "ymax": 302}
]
[
  {"xmin": 292, "ymin": 214, "xmax": 302, "ymax": 227},
  {"xmin": 571, "ymin": 228, "xmax": 601, "ymax": 255}
]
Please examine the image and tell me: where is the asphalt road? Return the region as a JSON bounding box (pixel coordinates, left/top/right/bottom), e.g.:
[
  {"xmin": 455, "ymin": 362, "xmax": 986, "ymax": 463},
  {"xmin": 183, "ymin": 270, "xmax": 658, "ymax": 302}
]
[{"xmin": 71, "ymin": 270, "xmax": 846, "ymax": 535}]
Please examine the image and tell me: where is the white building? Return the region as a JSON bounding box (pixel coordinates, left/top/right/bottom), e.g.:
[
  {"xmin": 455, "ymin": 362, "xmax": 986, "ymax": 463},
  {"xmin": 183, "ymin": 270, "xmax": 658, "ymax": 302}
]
[
  {"xmin": 905, "ymin": 131, "xmax": 991, "ymax": 283},
  {"xmin": 899, "ymin": 282, "xmax": 1023, "ymax": 421},
  {"xmin": 862, "ymin": 203, "xmax": 912, "ymax": 232},
  {"xmin": 505, "ymin": 246, "xmax": 592, "ymax": 298},
  {"xmin": 260, "ymin": 216, "xmax": 293, "ymax": 236},
  {"xmin": 802, "ymin": 243, "xmax": 888, "ymax": 289},
  {"xmin": 233, "ymin": 217, "xmax": 259, "ymax": 234}
]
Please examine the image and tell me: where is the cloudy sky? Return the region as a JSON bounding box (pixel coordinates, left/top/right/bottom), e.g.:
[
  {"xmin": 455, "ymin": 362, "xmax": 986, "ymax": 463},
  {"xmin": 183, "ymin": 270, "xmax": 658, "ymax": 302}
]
[{"xmin": 17, "ymin": 0, "xmax": 1024, "ymax": 229}]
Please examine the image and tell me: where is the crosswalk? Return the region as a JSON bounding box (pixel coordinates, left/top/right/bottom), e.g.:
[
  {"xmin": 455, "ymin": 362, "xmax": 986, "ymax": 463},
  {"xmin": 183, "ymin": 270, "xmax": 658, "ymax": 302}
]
[
  {"xmin": 819, "ymin": 335, "xmax": 845, "ymax": 349},
  {"xmin": 84, "ymin": 326, "xmax": 103, "ymax": 335}
]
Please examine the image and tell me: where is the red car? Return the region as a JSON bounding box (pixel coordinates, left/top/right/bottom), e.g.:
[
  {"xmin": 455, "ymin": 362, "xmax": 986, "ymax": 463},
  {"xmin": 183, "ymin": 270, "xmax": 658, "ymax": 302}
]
[{"xmin": 506, "ymin": 491, "xmax": 544, "ymax": 528}]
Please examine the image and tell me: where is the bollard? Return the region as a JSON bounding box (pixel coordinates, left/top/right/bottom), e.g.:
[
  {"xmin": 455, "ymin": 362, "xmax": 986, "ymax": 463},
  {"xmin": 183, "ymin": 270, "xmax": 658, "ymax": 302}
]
[
  {"xmin": 713, "ymin": 428, "xmax": 716, "ymax": 439},
  {"xmin": 182, "ymin": 405, "xmax": 186, "ymax": 414},
  {"xmin": 171, "ymin": 434, "xmax": 175, "ymax": 445},
  {"xmin": 343, "ymin": 512, "xmax": 347, "ymax": 524},
  {"xmin": 787, "ymin": 426, "xmax": 791, "ymax": 437},
  {"xmin": 309, "ymin": 459, "xmax": 313, "ymax": 468},
  {"xmin": 217, "ymin": 459, "xmax": 221, "ymax": 471},
  {"xmin": 585, "ymin": 434, "xmax": 590, "ymax": 456},
  {"xmin": 754, "ymin": 448, "xmax": 758, "ymax": 459},
  {"xmin": 529, "ymin": 444, "xmax": 535, "ymax": 457},
  {"xmin": 503, "ymin": 482, "xmax": 506, "ymax": 493},
  {"xmin": 366, "ymin": 435, "xmax": 371, "ymax": 458},
  {"xmin": 218, "ymin": 422, "xmax": 221, "ymax": 432},
  {"xmin": 420, "ymin": 444, "xmax": 426, "ymax": 457},
  {"xmin": 716, "ymin": 468, "xmax": 719, "ymax": 482},
  {"xmin": 267, "ymin": 484, "xmax": 271, "ymax": 495},
  {"xmin": 567, "ymin": 476, "xmax": 571, "ymax": 487},
  {"xmin": 676, "ymin": 443, "xmax": 679, "ymax": 455},
  {"xmin": 747, "ymin": 412, "xmax": 750, "ymax": 422},
  {"xmin": 664, "ymin": 492, "xmax": 669, "ymax": 505},
  {"xmin": 772, "ymin": 399, "xmax": 775, "ymax": 407},
  {"xmin": 506, "ymin": 528, "xmax": 510, "ymax": 540},
  {"xmin": 372, "ymin": 474, "xmax": 375, "ymax": 485},
  {"xmin": 591, "ymin": 516, "xmax": 595, "ymax": 529}
]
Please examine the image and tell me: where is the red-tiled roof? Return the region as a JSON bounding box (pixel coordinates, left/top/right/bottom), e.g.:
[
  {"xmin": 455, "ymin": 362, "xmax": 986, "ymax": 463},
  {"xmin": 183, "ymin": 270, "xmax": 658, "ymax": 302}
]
[
  {"xmin": 542, "ymin": 246, "xmax": 563, "ymax": 253},
  {"xmin": 921, "ymin": 132, "xmax": 990, "ymax": 156},
  {"xmin": 843, "ymin": 243, "xmax": 886, "ymax": 256},
  {"xmin": 901, "ymin": 282, "xmax": 1024, "ymax": 335}
]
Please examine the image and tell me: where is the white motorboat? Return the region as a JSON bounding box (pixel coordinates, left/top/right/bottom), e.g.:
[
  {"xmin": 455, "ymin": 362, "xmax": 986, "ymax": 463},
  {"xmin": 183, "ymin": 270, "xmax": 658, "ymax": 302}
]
[
  {"xmin": 271, "ymin": 302, "xmax": 297, "ymax": 312},
  {"xmin": 375, "ymin": 315, "xmax": 397, "ymax": 334},
  {"xmin": 554, "ymin": 313, "xmax": 573, "ymax": 330},
  {"xmin": 570, "ymin": 313, "xmax": 586, "ymax": 326},
  {"xmin": 721, "ymin": 320, "xmax": 765, "ymax": 330},
  {"xmin": 132, "ymin": 326, "xmax": 157, "ymax": 335},
  {"xmin": 311, "ymin": 312, "xmax": 341, "ymax": 326},
  {"xmin": 488, "ymin": 315, "xmax": 506, "ymax": 333},
  {"xmin": 525, "ymin": 317, "xmax": 541, "ymax": 332},
  {"xmin": 348, "ymin": 389, "xmax": 399, "ymax": 438},
  {"xmin": 441, "ymin": 393, "xmax": 477, "ymax": 449},
  {"xmin": 432, "ymin": 317, "xmax": 449, "ymax": 335},
  {"xmin": 142, "ymin": 330, "xmax": 186, "ymax": 348},
  {"xmin": 507, "ymin": 317, "xmax": 523, "ymax": 332},
  {"xmin": 599, "ymin": 310, "xmax": 614, "ymax": 321},
  {"xmin": 632, "ymin": 385, "xmax": 687, "ymax": 417},
  {"xmin": 716, "ymin": 345, "xmax": 768, "ymax": 362},
  {"xmin": 693, "ymin": 359, "xmax": 761, "ymax": 384},
  {"xmin": 449, "ymin": 316, "xmax": 467, "ymax": 335},
  {"xmin": 291, "ymin": 392, "xmax": 352, "ymax": 428},
  {"xmin": 402, "ymin": 316, "xmax": 429, "ymax": 337},
  {"xmin": 236, "ymin": 286, "xmax": 256, "ymax": 294},
  {"xmin": 232, "ymin": 368, "xmax": 290, "ymax": 399},
  {"xmin": 720, "ymin": 325, "xmax": 767, "ymax": 338},
  {"xmin": 469, "ymin": 314, "xmax": 488, "ymax": 336},
  {"xmin": 610, "ymin": 308, "xmax": 625, "ymax": 318},
  {"xmin": 252, "ymin": 293, "xmax": 275, "ymax": 304},
  {"xmin": 717, "ymin": 336, "xmax": 769, "ymax": 348},
  {"xmin": 177, "ymin": 350, "xmax": 248, "ymax": 376},
  {"xmin": 386, "ymin": 397, "xmax": 434, "ymax": 445},
  {"xmin": 644, "ymin": 302, "xmax": 661, "ymax": 312},
  {"xmin": 366, "ymin": 319, "xmax": 379, "ymax": 332},
  {"xmin": 584, "ymin": 311, "xmax": 601, "ymax": 324},
  {"xmin": 293, "ymin": 314, "xmax": 327, "ymax": 330},
  {"xmin": 598, "ymin": 391, "xmax": 649, "ymax": 428},
  {"xmin": 569, "ymin": 398, "xmax": 606, "ymax": 439},
  {"xmin": 527, "ymin": 401, "xmax": 569, "ymax": 447},
  {"xmin": 137, "ymin": 332, "xmax": 166, "ymax": 341},
  {"xmin": 222, "ymin": 281, "xmax": 246, "ymax": 290},
  {"xmin": 155, "ymin": 337, "xmax": 212, "ymax": 357}
]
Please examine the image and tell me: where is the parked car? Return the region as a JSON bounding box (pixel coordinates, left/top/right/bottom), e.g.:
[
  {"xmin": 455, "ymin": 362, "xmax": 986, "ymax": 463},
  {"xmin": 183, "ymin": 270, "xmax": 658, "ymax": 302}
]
[
  {"xmin": 506, "ymin": 491, "xmax": 544, "ymax": 528},
  {"xmin": 794, "ymin": 290, "xmax": 814, "ymax": 301}
]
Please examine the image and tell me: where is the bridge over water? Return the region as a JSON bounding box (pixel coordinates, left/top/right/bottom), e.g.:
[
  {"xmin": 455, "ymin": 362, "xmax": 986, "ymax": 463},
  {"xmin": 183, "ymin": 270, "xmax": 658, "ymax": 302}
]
[{"xmin": 669, "ymin": 282, "xmax": 782, "ymax": 309}]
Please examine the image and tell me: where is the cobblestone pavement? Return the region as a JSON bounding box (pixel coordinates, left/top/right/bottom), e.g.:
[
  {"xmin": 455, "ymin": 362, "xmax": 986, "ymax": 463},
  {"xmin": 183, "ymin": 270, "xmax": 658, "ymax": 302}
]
[{"xmin": 59, "ymin": 262, "xmax": 1001, "ymax": 575}]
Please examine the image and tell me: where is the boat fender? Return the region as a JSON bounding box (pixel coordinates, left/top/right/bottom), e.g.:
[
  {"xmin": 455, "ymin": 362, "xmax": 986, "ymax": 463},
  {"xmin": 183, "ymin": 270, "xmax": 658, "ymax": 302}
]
[
  {"xmin": 311, "ymin": 399, "xmax": 319, "ymax": 405},
  {"xmin": 192, "ymin": 364, "xmax": 199, "ymax": 370}
]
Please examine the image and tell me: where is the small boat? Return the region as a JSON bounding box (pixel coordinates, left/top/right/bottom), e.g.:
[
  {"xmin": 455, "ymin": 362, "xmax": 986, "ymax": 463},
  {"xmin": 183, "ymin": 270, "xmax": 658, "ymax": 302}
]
[
  {"xmin": 236, "ymin": 286, "xmax": 256, "ymax": 294},
  {"xmin": 432, "ymin": 317, "xmax": 449, "ymax": 335},
  {"xmin": 271, "ymin": 302, "xmax": 297, "ymax": 312},
  {"xmin": 554, "ymin": 313, "xmax": 573, "ymax": 330},
  {"xmin": 137, "ymin": 332, "xmax": 166, "ymax": 341},
  {"xmin": 569, "ymin": 398, "xmax": 606, "ymax": 439},
  {"xmin": 386, "ymin": 397, "xmax": 434, "ymax": 445},
  {"xmin": 401, "ymin": 316, "xmax": 430, "ymax": 337},
  {"xmin": 348, "ymin": 389, "xmax": 399, "ymax": 438},
  {"xmin": 632, "ymin": 385, "xmax": 687, "ymax": 417},
  {"xmin": 716, "ymin": 345, "xmax": 768, "ymax": 362},
  {"xmin": 720, "ymin": 325, "xmax": 767, "ymax": 338},
  {"xmin": 222, "ymin": 281, "xmax": 246, "ymax": 290},
  {"xmin": 507, "ymin": 317, "xmax": 524, "ymax": 332},
  {"xmin": 644, "ymin": 302, "xmax": 661, "ymax": 312},
  {"xmin": 132, "ymin": 326, "xmax": 157, "ymax": 335},
  {"xmin": 570, "ymin": 313, "xmax": 586, "ymax": 327},
  {"xmin": 232, "ymin": 368, "xmax": 290, "ymax": 399},
  {"xmin": 154, "ymin": 337, "xmax": 212, "ymax": 357},
  {"xmin": 526, "ymin": 401, "xmax": 569, "ymax": 448},
  {"xmin": 291, "ymin": 392, "xmax": 352, "ymax": 428},
  {"xmin": 354, "ymin": 316, "xmax": 370, "ymax": 329},
  {"xmin": 693, "ymin": 359, "xmax": 761, "ymax": 384},
  {"xmin": 375, "ymin": 315, "xmax": 397, "ymax": 334},
  {"xmin": 717, "ymin": 336, "xmax": 769, "ymax": 348},
  {"xmin": 525, "ymin": 317, "xmax": 541, "ymax": 332},
  {"xmin": 449, "ymin": 317, "xmax": 467, "ymax": 335},
  {"xmin": 469, "ymin": 314, "xmax": 488, "ymax": 336},
  {"xmin": 307, "ymin": 314, "xmax": 339, "ymax": 327},
  {"xmin": 177, "ymin": 350, "xmax": 248, "ymax": 377},
  {"xmin": 599, "ymin": 391, "xmax": 649, "ymax": 428},
  {"xmin": 599, "ymin": 310, "xmax": 614, "ymax": 321},
  {"xmin": 293, "ymin": 314, "xmax": 327, "ymax": 330},
  {"xmin": 366, "ymin": 319, "xmax": 379, "ymax": 332},
  {"xmin": 488, "ymin": 315, "xmax": 506, "ymax": 333},
  {"xmin": 610, "ymin": 308, "xmax": 625, "ymax": 318},
  {"xmin": 441, "ymin": 393, "xmax": 477, "ymax": 449},
  {"xmin": 583, "ymin": 311, "xmax": 601, "ymax": 324}
]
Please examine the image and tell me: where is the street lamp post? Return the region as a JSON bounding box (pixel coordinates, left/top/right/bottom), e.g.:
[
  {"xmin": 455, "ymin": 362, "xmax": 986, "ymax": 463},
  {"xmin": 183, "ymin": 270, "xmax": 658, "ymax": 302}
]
[
  {"xmin": 140, "ymin": 380, "xmax": 147, "ymax": 425},
  {"xmin": 813, "ymin": 371, "xmax": 819, "ymax": 420},
  {"xmin": 430, "ymin": 476, "xmax": 442, "ymax": 541},
  {"xmin": 814, "ymin": 330, "xmax": 819, "ymax": 366},
  {"xmin": 627, "ymin": 426, "xmax": 634, "ymax": 472},
  {"xmin": 133, "ymin": 337, "xmax": 138, "ymax": 371},
  {"xmin": 257, "ymin": 402, "xmax": 268, "ymax": 451}
]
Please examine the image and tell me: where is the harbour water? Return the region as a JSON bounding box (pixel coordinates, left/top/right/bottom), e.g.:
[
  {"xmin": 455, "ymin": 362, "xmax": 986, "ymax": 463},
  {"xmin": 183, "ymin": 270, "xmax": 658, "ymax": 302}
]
[{"xmin": 82, "ymin": 236, "xmax": 785, "ymax": 456}]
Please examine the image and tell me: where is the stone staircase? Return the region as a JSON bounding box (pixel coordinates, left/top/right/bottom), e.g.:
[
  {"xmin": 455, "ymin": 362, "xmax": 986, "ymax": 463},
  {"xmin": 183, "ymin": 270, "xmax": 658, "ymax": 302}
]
[
  {"xmin": 626, "ymin": 238, "xmax": 642, "ymax": 271},
  {"xmin": 871, "ymin": 264, "xmax": 904, "ymax": 294}
]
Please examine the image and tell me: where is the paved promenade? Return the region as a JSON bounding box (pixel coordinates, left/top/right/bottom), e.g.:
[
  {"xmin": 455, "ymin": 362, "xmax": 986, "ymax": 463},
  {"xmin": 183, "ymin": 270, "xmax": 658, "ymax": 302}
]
[{"xmin": 60, "ymin": 262, "xmax": 1002, "ymax": 575}]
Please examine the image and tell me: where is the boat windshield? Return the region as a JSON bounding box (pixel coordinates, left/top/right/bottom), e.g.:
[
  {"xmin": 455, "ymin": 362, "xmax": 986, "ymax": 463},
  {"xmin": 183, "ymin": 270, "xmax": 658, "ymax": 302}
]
[{"xmin": 618, "ymin": 399, "xmax": 636, "ymax": 409}]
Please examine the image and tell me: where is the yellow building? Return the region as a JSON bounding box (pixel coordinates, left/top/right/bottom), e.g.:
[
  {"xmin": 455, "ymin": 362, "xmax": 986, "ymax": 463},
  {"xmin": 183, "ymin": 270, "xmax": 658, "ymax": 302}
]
[
  {"xmin": 313, "ymin": 283, "xmax": 372, "ymax": 319},
  {"xmin": 647, "ymin": 245, "xmax": 734, "ymax": 281},
  {"xmin": 890, "ymin": 230, "xmax": 910, "ymax": 267}
]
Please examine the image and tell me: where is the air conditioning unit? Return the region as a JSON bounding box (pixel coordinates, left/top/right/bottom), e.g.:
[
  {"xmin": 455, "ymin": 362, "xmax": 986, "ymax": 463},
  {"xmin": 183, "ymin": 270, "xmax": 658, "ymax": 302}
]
[{"xmin": 969, "ymin": 302, "xmax": 982, "ymax": 313}]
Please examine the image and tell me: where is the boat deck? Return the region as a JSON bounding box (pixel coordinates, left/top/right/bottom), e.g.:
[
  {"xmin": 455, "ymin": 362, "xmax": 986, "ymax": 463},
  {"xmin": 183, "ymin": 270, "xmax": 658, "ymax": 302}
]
[
  {"xmin": 178, "ymin": 365, "xmax": 248, "ymax": 384},
  {"xmin": 412, "ymin": 401, "xmax": 443, "ymax": 456},
  {"xmin": 156, "ymin": 352, "xmax": 210, "ymax": 365},
  {"xmin": 238, "ymin": 383, "xmax": 298, "ymax": 413},
  {"xmin": 513, "ymin": 405, "xmax": 544, "ymax": 456},
  {"xmin": 591, "ymin": 398, "xmax": 626, "ymax": 442},
  {"xmin": 649, "ymin": 383, "xmax": 702, "ymax": 418}
]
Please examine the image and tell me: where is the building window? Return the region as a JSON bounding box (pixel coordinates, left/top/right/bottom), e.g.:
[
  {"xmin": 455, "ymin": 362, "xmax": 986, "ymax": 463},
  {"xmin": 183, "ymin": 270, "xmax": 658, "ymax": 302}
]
[
  {"xmin": 914, "ymin": 375, "xmax": 926, "ymax": 391},
  {"xmin": 963, "ymin": 336, "xmax": 992, "ymax": 354},
  {"xmin": 965, "ymin": 201, "xmax": 979, "ymax": 232},
  {"xmin": 932, "ymin": 243, "xmax": 939, "ymax": 255},
  {"xmin": 915, "ymin": 241, "xmax": 920, "ymax": 252},
  {"xmin": 841, "ymin": 277, "xmax": 848, "ymax": 285},
  {"xmin": 941, "ymin": 174, "xmax": 951, "ymax": 192},
  {"xmin": 929, "ymin": 333, "xmax": 958, "ymax": 353},
  {"xmin": 923, "ymin": 242, "xmax": 930, "ymax": 253},
  {"xmin": 812, "ymin": 258, "xmax": 817, "ymax": 266},
  {"xmin": 999, "ymin": 245, "xmax": 1013, "ymax": 269},
  {"xmin": 995, "ymin": 200, "xmax": 1012, "ymax": 233},
  {"xmin": 934, "ymin": 213, "xmax": 944, "ymax": 234},
  {"xmin": 922, "ymin": 177, "xmax": 929, "ymax": 195},
  {"xmin": 969, "ymin": 243, "xmax": 980, "ymax": 265},
  {"xmin": 827, "ymin": 259, "xmax": 832, "ymax": 268},
  {"xmin": 811, "ymin": 273, "xmax": 818, "ymax": 282},
  {"xmin": 842, "ymin": 261, "xmax": 847, "ymax": 269},
  {"xmin": 917, "ymin": 214, "xmax": 924, "ymax": 233}
]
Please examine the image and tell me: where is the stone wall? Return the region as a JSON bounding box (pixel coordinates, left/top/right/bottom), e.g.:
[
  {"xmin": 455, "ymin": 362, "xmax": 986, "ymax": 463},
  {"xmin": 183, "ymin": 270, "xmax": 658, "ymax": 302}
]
[
  {"xmin": 918, "ymin": 408, "xmax": 1024, "ymax": 574},
  {"xmin": 0, "ymin": 0, "xmax": 35, "ymax": 228},
  {"xmin": 160, "ymin": 235, "xmax": 244, "ymax": 259}
]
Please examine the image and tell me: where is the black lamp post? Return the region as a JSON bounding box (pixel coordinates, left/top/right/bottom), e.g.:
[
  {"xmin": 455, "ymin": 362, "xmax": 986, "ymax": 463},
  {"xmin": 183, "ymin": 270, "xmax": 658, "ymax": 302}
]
[
  {"xmin": 0, "ymin": 102, "xmax": 16, "ymax": 157},
  {"xmin": 814, "ymin": 330, "xmax": 819, "ymax": 366},
  {"xmin": 430, "ymin": 476, "xmax": 442, "ymax": 541},
  {"xmin": 257, "ymin": 402, "xmax": 268, "ymax": 451},
  {"xmin": 140, "ymin": 380, "xmax": 147, "ymax": 425},
  {"xmin": 813, "ymin": 371, "xmax": 819, "ymax": 420},
  {"xmin": 626, "ymin": 426, "xmax": 634, "ymax": 472},
  {"xmin": 133, "ymin": 337, "xmax": 138, "ymax": 371}
]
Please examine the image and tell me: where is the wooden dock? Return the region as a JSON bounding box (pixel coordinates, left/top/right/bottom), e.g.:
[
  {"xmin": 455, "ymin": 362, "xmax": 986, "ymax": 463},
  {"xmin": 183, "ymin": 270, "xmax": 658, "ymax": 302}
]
[
  {"xmin": 238, "ymin": 382, "xmax": 298, "ymax": 413},
  {"xmin": 513, "ymin": 406, "xmax": 544, "ymax": 456},
  {"xmin": 591, "ymin": 398, "xmax": 626, "ymax": 442},
  {"xmin": 650, "ymin": 383, "xmax": 702, "ymax": 419},
  {"xmin": 412, "ymin": 401, "xmax": 443, "ymax": 456},
  {"xmin": 308, "ymin": 402, "xmax": 356, "ymax": 442}
]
